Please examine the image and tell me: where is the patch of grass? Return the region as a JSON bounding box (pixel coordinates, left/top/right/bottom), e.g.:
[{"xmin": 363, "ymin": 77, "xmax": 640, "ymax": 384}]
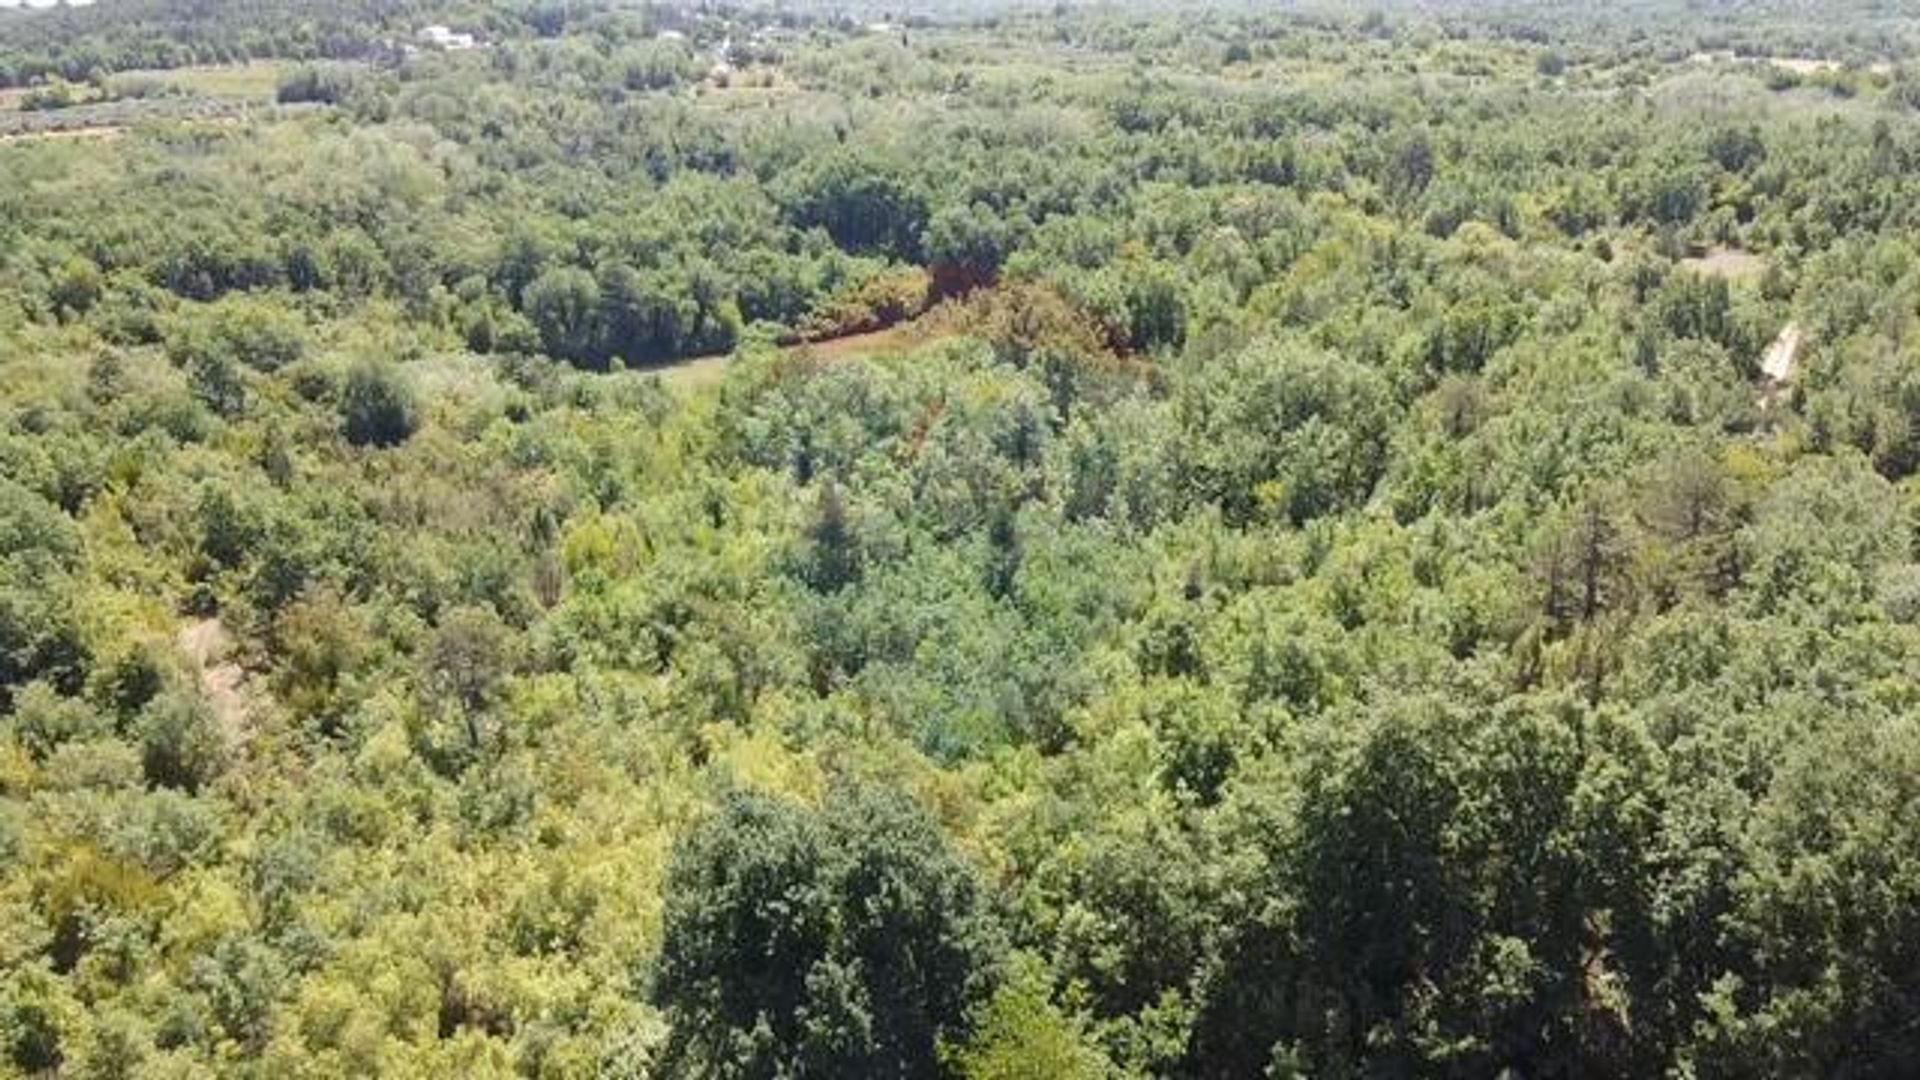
[
  {"xmin": 131, "ymin": 60, "xmax": 293, "ymax": 102},
  {"xmin": 655, "ymin": 353, "xmax": 734, "ymax": 393},
  {"xmin": 1680, "ymin": 245, "xmax": 1770, "ymax": 281}
]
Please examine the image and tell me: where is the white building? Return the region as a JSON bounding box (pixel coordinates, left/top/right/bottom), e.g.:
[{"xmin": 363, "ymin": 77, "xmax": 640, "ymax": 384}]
[{"xmin": 418, "ymin": 25, "xmax": 478, "ymax": 51}]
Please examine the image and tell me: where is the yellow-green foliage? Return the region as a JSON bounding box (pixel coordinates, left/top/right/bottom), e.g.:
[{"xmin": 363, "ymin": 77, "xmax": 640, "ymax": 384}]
[{"xmin": 4, "ymin": 2, "xmax": 1920, "ymax": 1077}]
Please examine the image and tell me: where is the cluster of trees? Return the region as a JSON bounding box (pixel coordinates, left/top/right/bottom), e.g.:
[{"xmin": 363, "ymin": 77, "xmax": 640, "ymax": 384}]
[
  {"xmin": 4, "ymin": 1, "xmax": 1920, "ymax": 1078},
  {"xmin": 0, "ymin": 0, "xmax": 834, "ymax": 90},
  {"xmin": 0, "ymin": 0, "xmax": 422, "ymax": 87}
]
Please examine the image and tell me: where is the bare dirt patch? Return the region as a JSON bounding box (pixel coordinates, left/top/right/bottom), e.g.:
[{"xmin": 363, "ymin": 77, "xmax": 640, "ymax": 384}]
[
  {"xmin": 179, "ymin": 617, "xmax": 256, "ymax": 748},
  {"xmin": 1761, "ymin": 321, "xmax": 1803, "ymax": 383},
  {"xmin": 695, "ymin": 68, "xmax": 807, "ymax": 111},
  {"xmin": 656, "ymin": 352, "xmax": 734, "ymax": 393},
  {"xmin": 1681, "ymin": 246, "xmax": 1769, "ymax": 281},
  {"xmin": 1757, "ymin": 321, "xmax": 1803, "ymax": 411},
  {"xmin": 1688, "ymin": 52, "xmax": 1850, "ymax": 77},
  {"xmin": 143, "ymin": 60, "xmax": 289, "ymax": 101},
  {"xmin": 0, "ymin": 125, "xmax": 126, "ymax": 145},
  {"xmin": 791, "ymin": 319, "xmax": 934, "ymax": 361},
  {"xmin": 1771, "ymin": 57, "xmax": 1843, "ymax": 76},
  {"xmin": 656, "ymin": 316, "xmax": 943, "ymax": 393}
]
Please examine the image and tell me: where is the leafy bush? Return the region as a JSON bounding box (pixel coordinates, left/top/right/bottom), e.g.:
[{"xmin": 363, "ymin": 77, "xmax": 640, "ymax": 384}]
[{"xmin": 340, "ymin": 360, "xmax": 418, "ymax": 447}]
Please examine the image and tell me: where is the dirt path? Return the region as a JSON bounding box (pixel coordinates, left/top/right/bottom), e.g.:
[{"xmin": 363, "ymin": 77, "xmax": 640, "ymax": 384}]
[
  {"xmin": 1761, "ymin": 321, "xmax": 1802, "ymax": 383},
  {"xmin": 1680, "ymin": 245, "xmax": 1768, "ymax": 281},
  {"xmin": 178, "ymin": 617, "xmax": 255, "ymax": 748},
  {"xmin": 789, "ymin": 320, "xmax": 932, "ymax": 361},
  {"xmin": 1757, "ymin": 321, "xmax": 1803, "ymax": 411},
  {"xmin": 655, "ymin": 352, "xmax": 733, "ymax": 393},
  {"xmin": 656, "ymin": 318, "xmax": 940, "ymax": 393},
  {"xmin": 0, "ymin": 125, "xmax": 127, "ymax": 145}
]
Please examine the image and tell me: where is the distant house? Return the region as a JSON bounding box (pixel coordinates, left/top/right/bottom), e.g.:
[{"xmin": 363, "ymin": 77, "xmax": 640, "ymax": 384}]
[
  {"xmin": 657, "ymin": 30, "xmax": 687, "ymax": 43},
  {"xmin": 418, "ymin": 25, "xmax": 478, "ymax": 51}
]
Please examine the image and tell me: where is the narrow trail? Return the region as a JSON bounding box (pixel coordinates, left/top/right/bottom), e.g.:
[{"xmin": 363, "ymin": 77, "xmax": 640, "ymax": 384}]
[
  {"xmin": 178, "ymin": 617, "xmax": 255, "ymax": 749},
  {"xmin": 1758, "ymin": 320, "xmax": 1803, "ymax": 410},
  {"xmin": 657, "ymin": 317, "xmax": 943, "ymax": 392},
  {"xmin": 0, "ymin": 126, "xmax": 127, "ymax": 145},
  {"xmin": 1761, "ymin": 321, "xmax": 1802, "ymax": 383}
]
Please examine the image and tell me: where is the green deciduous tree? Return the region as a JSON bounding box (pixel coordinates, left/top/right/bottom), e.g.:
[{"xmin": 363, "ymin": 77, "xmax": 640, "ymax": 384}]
[
  {"xmin": 655, "ymin": 784, "xmax": 1002, "ymax": 1079},
  {"xmin": 340, "ymin": 359, "xmax": 419, "ymax": 448},
  {"xmin": 524, "ymin": 267, "xmax": 604, "ymax": 366},
  {"xmin": 1177, "ymin": 337, "xmax": 1393, "ymax": 524}
]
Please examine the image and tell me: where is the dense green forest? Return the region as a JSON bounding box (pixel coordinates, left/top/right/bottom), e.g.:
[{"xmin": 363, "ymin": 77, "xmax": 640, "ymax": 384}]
[{"xmin": 4, "ymin": 0, "xmax": 1920, "ymax": 1076}]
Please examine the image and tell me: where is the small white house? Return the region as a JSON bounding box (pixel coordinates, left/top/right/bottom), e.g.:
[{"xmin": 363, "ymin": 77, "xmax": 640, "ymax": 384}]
[{"xmin": 418, "ymin": 25, "xmax": 478, "ymax": 51}]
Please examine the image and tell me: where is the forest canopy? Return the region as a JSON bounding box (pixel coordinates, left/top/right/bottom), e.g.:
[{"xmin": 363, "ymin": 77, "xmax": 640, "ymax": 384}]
[{"xmin": 3, "ymin": 0, "xmax": 1920, "ymax": 1077}]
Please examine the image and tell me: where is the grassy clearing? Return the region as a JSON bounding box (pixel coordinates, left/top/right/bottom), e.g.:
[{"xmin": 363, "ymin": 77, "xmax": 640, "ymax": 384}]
[
  {"xmin": 132, "ymin": 60, "xmax": 291, "ymax": 101},
  {"xmin": 0, "ymin": 125, "xmax": 125, "ymax": 145},
  {"xmin": 655, "ymin": 353, "xmax": 735, "ymax": 393},
  {"xmin": 653, "ymin": 317, "xmax": 950, "ymax": 394},
  {"xmin": 791, "ymin": 319, "xmax": 936, "ymax": 361},
  {"xmin": 694, "ymin": 67, "xmax": 811, "ymax": 111},
  {"xmin": 0, "ymin": 60, "xmax": 292, "ymax": 140},
  {"xmin": 1681, "ymin": 245, "xmax": 1770, "ymax": 281}
]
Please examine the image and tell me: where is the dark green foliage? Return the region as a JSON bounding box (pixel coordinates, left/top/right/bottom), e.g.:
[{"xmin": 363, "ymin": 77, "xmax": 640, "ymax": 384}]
[
  {"xmin": 134, "ymin": 689, "xmax": 224, "ymax": 794},
  {"xmin": 799, "ymin": 480, "xmax": 862, "ymax": 593},
  {"xmin": 924, "ymin": 202, "xmax": 1015, "ymax": 297},
  {"xmin": 783, "ymin": 155, "xmax": 930, "ymax": 262},
  {"xmin": 3, "ymin": 2, "xmax": 1920, "ymax": 1075},
  {"xmin": 0, "ymin": 479, "xmax": 79, "ymax": 567},
  {"xmin": 166, "ymin": 297, "xmax": 305, "ymax": 375},
  {"xmin": 1178, "ymin": 337, "xmax": 1392, "ymax": 524},
  {"xmin": 0, "ymin": 568, "xmax": 89, "ymax": 709},
  {"xmin": 275, "ymin": 64, "xmax": 363, "ymax": 105},
  {"xmin": 0, "ymin": 968, "xmax": 67, "ymax": 1074},
  {"xmin": 339, "ymin": 360, "xmax": 418, "ymax": 448},
  {"xmin": 1123, "ymin": 268, "xmax": 1188, "ymax": 353},
  {"xmin": 524, "ymin": 268, "xmax": 603, "ymax": 367},
  {"xmin": 0, "ymin": 0, "xmax": 412, "ymax": 87},
  {"xmin": 1707, "ymin": 125, "xmax": 1767, "ymax": 174},
  {"xmin": 655, "ymin": 786, "xmax": 1001, "ymax": 1080},
  {"xmin": 186, "ymin": 936, "xmax": 286, "ymax": 1053}
]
